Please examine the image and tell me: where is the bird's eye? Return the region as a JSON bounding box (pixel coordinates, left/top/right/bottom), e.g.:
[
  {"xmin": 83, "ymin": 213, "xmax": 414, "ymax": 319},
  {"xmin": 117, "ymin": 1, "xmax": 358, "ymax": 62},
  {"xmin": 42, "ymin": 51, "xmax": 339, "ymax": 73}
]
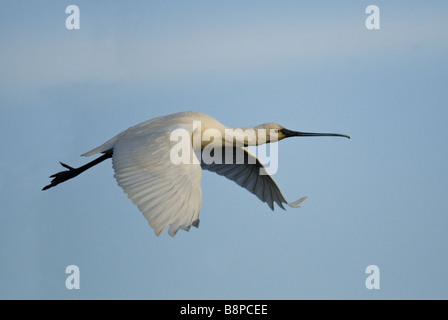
[{"xmin": 274, "ymin": 129, "xmax": 279, "ymax": 133}]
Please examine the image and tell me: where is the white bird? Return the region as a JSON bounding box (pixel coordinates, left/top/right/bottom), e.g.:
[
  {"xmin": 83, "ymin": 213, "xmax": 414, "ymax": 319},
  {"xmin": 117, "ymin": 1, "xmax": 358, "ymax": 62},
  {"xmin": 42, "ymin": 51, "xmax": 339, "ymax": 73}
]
[{"xmin": 43, "ymin": 111, "xmax": 349, "ymax": 236}]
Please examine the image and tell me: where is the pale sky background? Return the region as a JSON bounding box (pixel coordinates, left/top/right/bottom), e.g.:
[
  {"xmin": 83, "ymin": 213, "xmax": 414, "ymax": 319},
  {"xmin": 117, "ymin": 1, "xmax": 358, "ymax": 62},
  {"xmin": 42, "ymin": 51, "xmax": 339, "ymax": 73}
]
[{"xmin": 1, "ymin": 0, "xmax": 447, "ymax": 299}]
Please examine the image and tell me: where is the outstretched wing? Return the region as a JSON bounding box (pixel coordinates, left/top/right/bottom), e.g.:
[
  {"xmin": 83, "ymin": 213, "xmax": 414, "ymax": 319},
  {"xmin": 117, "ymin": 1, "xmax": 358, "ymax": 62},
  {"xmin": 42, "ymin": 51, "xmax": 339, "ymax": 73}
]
[
  {"xmin": 201, "ymin": 147, "xmax": 306, "ymax": 210},
  {"xmin": 112, "ymin": 129, "xmax": 202, "ymax": 237}
]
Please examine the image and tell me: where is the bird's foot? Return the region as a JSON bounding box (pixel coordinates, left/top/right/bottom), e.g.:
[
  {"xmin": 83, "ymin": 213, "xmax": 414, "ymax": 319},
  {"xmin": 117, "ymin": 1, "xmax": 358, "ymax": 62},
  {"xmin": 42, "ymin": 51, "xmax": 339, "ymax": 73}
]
[{"xmin": 42, "ymin": 162, "xmax": 81, "ymax": 191}]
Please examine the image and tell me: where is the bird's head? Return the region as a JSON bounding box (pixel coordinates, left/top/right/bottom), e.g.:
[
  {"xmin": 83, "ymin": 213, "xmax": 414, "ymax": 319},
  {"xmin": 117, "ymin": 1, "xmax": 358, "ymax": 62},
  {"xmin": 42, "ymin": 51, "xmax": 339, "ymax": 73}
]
[{"xmin": 256, "ymin": 123, "xmax": 350, "ymax": 143}]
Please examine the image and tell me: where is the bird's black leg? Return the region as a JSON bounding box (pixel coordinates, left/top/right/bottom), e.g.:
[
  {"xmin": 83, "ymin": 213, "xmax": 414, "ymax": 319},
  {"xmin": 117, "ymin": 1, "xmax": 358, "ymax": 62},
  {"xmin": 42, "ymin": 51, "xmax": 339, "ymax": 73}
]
[{"xmin": 42, "ymin": 152, "xmax": 113, "ymax": 191}]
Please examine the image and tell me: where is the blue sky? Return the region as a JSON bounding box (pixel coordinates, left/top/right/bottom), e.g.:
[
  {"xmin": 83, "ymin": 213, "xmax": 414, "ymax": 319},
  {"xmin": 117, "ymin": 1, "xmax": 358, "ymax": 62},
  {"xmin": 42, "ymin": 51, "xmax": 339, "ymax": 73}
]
[{"xmin": 1, "ymin": 0, "xmax": 447, "ymax": 299}]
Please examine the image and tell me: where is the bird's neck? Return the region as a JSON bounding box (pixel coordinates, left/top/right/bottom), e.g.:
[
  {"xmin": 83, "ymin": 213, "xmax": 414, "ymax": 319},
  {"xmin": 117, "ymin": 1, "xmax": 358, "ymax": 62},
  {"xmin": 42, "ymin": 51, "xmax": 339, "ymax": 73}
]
[
  {"xmin": 196, "ymin": 122, "xmax": 271, "ymax": 149},
  {"xmin": 217, "ymin": 127, "xmax": 270, "ymax": 147},
  {"xmin": 229, "ymin": 127, "xmax": 264, "ymax": 146}
]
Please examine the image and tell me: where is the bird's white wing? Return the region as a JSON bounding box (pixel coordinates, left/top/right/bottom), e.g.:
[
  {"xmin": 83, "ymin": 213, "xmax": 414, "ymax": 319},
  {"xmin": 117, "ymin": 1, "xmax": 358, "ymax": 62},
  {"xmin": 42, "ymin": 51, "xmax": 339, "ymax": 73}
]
[
  {"xmin": 112, "ymin": 129, "xmax": 202, "ymax": 237},
  {"xmin": 201, "ymin": 147, "xmax": 306, "ymax": 210}
]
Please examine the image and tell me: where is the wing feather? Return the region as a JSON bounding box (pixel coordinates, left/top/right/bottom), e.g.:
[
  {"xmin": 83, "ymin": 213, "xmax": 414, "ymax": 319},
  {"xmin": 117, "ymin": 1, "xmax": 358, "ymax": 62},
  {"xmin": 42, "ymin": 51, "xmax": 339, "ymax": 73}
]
[
  {"xmin": 201, "ymin": 147, "xmax": 305, "ymax": 210},
  {"xmin": 112, "ymin": 129, "xmax": 202, "ymax": 237}
]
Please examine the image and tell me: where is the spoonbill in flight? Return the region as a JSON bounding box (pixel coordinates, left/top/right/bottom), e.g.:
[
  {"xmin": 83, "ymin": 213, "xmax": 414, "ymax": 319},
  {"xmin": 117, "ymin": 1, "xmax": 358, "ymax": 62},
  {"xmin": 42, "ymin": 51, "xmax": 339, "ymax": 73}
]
[{"xmin": 43, "ymin": 111, "xmax": 349, "ymax": 236}]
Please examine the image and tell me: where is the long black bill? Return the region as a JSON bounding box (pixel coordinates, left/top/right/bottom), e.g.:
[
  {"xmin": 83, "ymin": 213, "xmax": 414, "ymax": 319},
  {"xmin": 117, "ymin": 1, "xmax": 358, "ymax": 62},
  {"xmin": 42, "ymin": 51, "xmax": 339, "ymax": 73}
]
[{"xmin": 281, "ymin": 128, "xmax": 350, "ymax": 139}]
